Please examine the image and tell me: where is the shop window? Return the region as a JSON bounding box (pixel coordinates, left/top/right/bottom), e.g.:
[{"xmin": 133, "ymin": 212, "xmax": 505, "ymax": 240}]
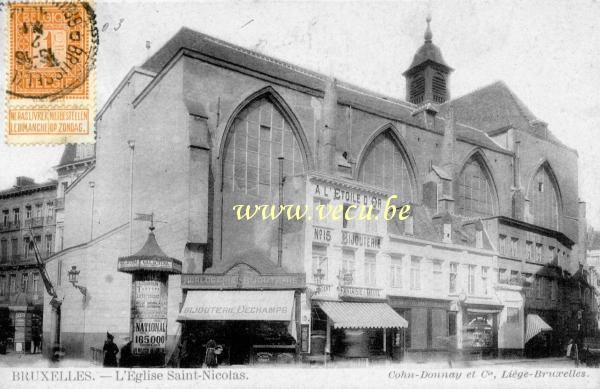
[
  {"xmin": 364, "ymin": 252, "xmax": 376, "ymax": 286},
  {"xmin": 396, "ymin": 309, "xmax": 411, "ymax": 348},
  {"xmin": 468, "ymin": 265, "xmax": 476, "ymax": 294},
  {"xmin": 390, "ymin": 256, "xmax": 403, "ymax": 288},
  {"xmin": 498, "ymin": 268, "xmax": 508, "ymax": 284},
  {"xmin": 510, "ymin": 238, "xmax": 519, "ymax": 257},
  {"xmin": 449, "ymin": 262, "xmax": 458, "ymax": 293},
  {"xmin": 510, "ymin": 270, "xmax": 520, "ymax": 286},
  {"xmin": 481, "ymin": 267, "xmax": 489, "ymax": 296},
  {"xmin": 507, "ymin": 308, "xmax": 519, "ymax": 324},
  {"xmin": 311, "ymin": 244, "xmax": 328, "ymax": 283},
  {"xmin": 410, "ymin": 256, "xmax": 421, "ymax": 290},
  {"xmin": 448, "ymin": 312, "xmax": 457, "ymax": 337}
]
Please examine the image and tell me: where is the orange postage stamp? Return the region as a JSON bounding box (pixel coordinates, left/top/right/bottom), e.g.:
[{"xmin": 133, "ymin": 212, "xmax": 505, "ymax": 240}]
[{"xmin": 5, "ymin": 1, "xmax": 98, "ymax": 144}]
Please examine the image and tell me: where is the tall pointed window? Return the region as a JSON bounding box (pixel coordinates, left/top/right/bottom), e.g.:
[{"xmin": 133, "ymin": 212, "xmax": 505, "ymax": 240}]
[
  {"xmin": 528, "ymin": 164, "xmax": 559, "ymax": 230},
  {"xmin": 223, "ymin": 97, "xmax": 304, "ymax": 197},
  {"xmin": 358, "ymin": 130, "xmax": 413, "ymax": 203},
  {"xmin": 457, "ymin": 156, "xmax": 495, "ymax": 218}
]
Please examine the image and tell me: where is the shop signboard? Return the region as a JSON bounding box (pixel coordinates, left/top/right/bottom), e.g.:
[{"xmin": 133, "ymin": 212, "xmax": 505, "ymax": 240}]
[
  {"xmin": 311, "ymin": 182, "xmax": 385, "ymax": 210},
  {"xmin": 131, "ymin": 273, "xmax": 168, "ymax": 355},
  {"xmin": 181, "ymin": 273, "xmax": 305, "ymax": 290},
  {"xmin": 342, "ymin": 231, "xmax": 381, "ymax": 249}
]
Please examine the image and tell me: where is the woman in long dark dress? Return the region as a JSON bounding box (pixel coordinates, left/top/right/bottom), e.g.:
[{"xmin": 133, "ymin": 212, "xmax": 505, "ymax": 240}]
[
  {"xmin": 205, "ymin": 339, "xmax": 218, "ymax": 368},
  {"xmin": 103, "ymin": 332, "xmax": 119, "ymax": 367}
]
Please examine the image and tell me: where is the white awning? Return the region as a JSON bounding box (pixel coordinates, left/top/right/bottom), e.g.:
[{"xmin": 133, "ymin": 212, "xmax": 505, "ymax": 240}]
[
  {"xmin": 177, "ymin": 290, "xmax": 295, "ymax": 322},
  {"xmin": 525, "ymin": 314, "xmax": 552, "ymax": 343},
  {"xmin": 318, "ymin": 301, "xmax": 408, "ymax": 329}
]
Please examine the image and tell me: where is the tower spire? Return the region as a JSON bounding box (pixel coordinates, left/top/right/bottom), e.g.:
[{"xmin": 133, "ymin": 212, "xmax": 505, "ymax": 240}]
[{"xmin": 424, "ymin": 15, "xmax": 432, "ymax": 43}]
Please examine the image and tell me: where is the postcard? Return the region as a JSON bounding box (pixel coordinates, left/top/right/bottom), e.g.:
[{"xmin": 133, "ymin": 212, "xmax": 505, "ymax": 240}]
[{"xmin": 0, "ymin": 1, "xmax": 599, "ymax": 388}]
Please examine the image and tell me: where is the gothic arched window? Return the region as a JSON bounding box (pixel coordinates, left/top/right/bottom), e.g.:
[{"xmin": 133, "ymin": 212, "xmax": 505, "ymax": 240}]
[
  {"xmin": 528, "ymin": 165, "xmax": 559, "ymax": 230},
  {"xmin": 456, "ymin": 157, "xmax": 495, "ymax": 218},
  {"xmin": 222, "ymin": 97, "xmax": 305, "ymax": 197},
  {"xmin": 358, "ymin": 130, "xmax": 413, "ymax": 203}
]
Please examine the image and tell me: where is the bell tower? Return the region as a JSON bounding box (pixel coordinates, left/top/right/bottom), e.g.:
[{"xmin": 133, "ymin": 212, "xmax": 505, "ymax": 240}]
[{"xmin": 403, "ymin": 16, "xmax": 453, "ymax": 105}]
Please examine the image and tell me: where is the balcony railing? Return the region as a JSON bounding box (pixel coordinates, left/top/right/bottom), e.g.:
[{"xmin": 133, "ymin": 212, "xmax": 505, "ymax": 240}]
[
  {"xmin": 0, "ymin": 255, "xmax": 38, "ymax": 267},
  {"xmin": 0, "ymin": 221, "xmax": 20, "ymax": 232}
]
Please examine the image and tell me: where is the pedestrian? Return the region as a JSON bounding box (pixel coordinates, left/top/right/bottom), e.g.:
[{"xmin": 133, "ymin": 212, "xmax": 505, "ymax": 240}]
[
  {"xmin": 119, "ymin": 337, "xmax": 134, "ymax": 368},
  {"xmin": 32, "ymin": 332, "xmax": 41, "ymax": 354},
  {"xmin": 204, "ymin": 339, "xmax": 218, "ymax": 368},
  {"xmin": 103, "ymin": 332, "xmax": 119, "ymax": 367}
]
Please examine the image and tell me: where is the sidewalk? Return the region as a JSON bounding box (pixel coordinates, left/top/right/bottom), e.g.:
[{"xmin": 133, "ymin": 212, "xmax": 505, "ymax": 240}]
[{"xmin": 0, "ymin": 351, "xmax": 575, "ymax": 369}]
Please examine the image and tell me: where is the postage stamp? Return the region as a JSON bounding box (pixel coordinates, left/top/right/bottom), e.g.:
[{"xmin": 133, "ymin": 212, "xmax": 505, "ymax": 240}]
[{"xmin": 5, "ymin": 1, "xmax": 98, "ymax": 144}]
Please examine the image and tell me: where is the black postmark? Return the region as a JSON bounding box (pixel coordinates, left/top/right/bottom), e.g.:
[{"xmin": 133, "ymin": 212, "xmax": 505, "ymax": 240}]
[{"xmin": 7, "ymin": 2, "xmax": 99, "ymax": 101}]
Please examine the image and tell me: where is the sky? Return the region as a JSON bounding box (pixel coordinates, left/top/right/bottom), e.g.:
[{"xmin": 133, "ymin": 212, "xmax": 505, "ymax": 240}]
[{"xmin": 1, "ymin": 0, "xmax": 599, "ymax": 228}]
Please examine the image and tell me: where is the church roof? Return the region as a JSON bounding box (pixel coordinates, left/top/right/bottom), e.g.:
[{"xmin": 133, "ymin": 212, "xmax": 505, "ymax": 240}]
[{"xmin": 439, "ymin": 81, "xmax": 570, "ymax": 149}]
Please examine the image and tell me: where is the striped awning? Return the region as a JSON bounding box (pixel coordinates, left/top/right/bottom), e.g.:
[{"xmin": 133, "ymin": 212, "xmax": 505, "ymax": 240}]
[
  {"xmin": 525, "ymin": 314, "xmax": 552, "ymax": 343},
  {"xmin": 318, "ymin": 301, "xmax": 408, "ymax": 329}
]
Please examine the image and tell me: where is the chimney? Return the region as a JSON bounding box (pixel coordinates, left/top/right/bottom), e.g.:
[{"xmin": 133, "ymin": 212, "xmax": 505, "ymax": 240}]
[
  {"xmin": 14, "ymin": 176, "xmax": 35, "ymax": 188},
  {"xmin": 320, "ymin": 78, "xmax": 338, "ymax": 173}
]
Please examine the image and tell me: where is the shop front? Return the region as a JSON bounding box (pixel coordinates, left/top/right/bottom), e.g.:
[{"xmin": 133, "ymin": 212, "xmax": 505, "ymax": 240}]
[
  {"xmin": 451, "ymin": 297, "xmax": 503, "ymax": 359},
  {"xmin": 178, "ymin": 268, "xmax": 306, "ymax": 366},
  {"xmin": 309, "ymin": 300, "xmax": 407, "ymax": 363},
  {"xmin": 388, "ymin": 296, "xmax": 452, "ymax": 362}
]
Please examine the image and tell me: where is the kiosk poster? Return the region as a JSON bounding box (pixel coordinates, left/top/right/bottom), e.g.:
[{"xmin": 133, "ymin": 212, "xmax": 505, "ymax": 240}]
[{"xmin": 131, "ymin": 273, "xmax": 168, "ymax": 355}]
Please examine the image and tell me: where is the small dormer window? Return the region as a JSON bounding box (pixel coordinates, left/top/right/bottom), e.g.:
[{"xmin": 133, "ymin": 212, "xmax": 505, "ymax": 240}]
[{"xmin": 443, "ymin": 223, "xmax": 451, "ymax": 243}]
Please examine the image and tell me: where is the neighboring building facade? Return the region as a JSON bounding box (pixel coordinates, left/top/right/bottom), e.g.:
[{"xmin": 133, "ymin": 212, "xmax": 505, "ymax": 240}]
[
  {"xmin": 42, "ymin": 20, "xmax": 588, "ymax": 364},
  {"xmin": 54, "ymin": 144, "xmax": 96, "ymax": 253},
  {"xmin": 0, "ymin": 177, "xmax": 57, "ymax": 353}
]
